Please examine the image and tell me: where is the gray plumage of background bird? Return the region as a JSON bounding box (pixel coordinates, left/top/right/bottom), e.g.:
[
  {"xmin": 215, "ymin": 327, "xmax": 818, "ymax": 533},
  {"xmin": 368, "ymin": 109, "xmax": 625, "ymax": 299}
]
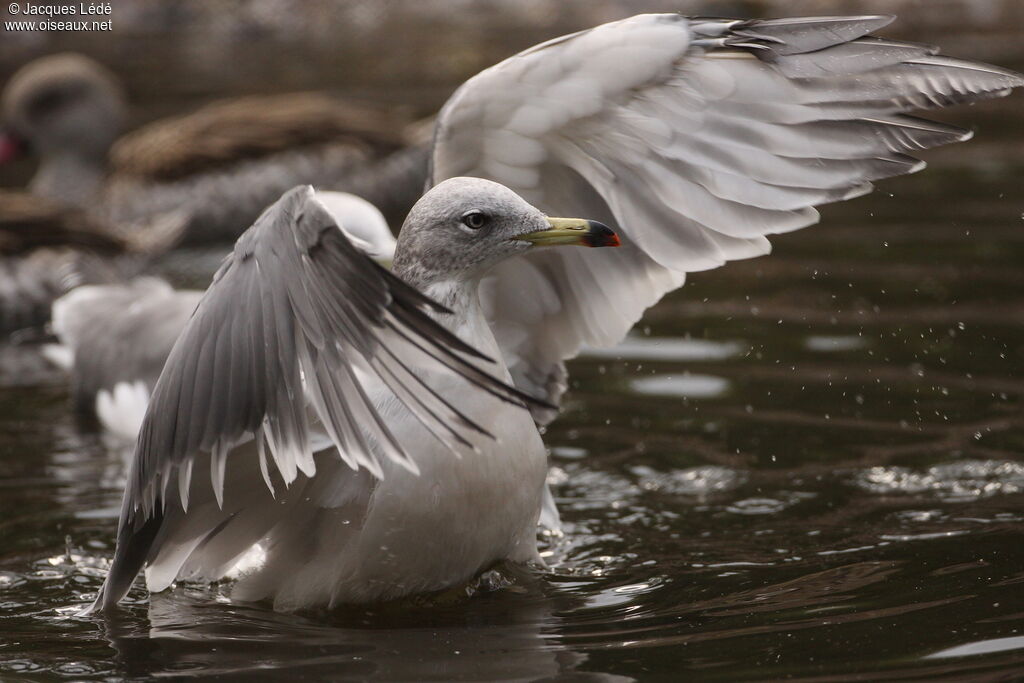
[
  {"xmin": 0, "ymin": 53, "xmax": 429, "ymax": 332},
  {"xmin": 0, "ymin": 53, "xmax": 426, "ymax": 243}
]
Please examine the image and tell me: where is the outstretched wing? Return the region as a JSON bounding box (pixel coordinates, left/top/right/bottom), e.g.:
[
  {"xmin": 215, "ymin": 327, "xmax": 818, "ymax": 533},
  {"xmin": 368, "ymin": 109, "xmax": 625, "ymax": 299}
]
[
  {"xmin": 90, "ymin": 185, "xmax": 543, "ymax": 611},
  {"xmin": 431, "ymin": 14, "xmax": 1023, "ymax": 423}
]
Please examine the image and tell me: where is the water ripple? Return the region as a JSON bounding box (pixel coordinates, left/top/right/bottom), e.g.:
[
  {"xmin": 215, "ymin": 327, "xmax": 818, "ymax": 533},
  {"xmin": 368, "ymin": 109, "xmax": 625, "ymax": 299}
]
[{"xmin": 854, "ymin": 460, "xmax": 1024, "ymax": 500}]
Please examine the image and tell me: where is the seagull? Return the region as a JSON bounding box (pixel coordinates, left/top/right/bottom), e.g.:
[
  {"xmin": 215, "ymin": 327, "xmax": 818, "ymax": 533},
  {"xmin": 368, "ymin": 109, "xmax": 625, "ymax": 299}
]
[
  {"xmin": 88, "ymin": 14, "xmax": 1022, "ymax": 612},
  {"xmin": 0, "ymin": 189, "xmax": 183, "ymax": 334},
  {"xmin": 46, "ymin": 192, "xmax": 396, "ymax": 442},
  {"xmin": 0, "ymin": 53, "xmax": 426, "ymax": 245}
]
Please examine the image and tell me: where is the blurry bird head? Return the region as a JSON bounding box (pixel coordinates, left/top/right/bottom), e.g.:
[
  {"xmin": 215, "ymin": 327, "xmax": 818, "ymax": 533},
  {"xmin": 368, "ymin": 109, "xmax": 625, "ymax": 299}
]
[{"xmin": 1, "ymin": 53, "xmax": 126, "ymax": 163}]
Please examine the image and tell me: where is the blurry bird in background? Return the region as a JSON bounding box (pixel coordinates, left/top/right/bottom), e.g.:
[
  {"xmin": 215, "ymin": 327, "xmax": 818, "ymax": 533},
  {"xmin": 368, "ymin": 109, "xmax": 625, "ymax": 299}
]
[
  {"xmin": 45, "ymin": 191, "xmax": 396, "ymax": 443},
  {"xmin": 0, "ymin": 189, "xmax": 130, "ymax": 332},
  {"xmin": 0, "ymin": 53, "xmax": 427, "ymax": 243},
  {"xmin": 0, "ymin": 53, "xmax": 430, "ymax": 332},
  {"xmin": 61, "ymin": 14, "xmax": 1020, "ymax": 613}
]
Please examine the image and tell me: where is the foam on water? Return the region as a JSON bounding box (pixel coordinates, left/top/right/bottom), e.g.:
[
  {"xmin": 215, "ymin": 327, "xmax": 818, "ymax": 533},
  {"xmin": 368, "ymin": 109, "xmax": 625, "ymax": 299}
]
[
  {"xmin": 854, "ymin": 460, "xmax": 1024, "ymax": 500},
  {"xmin": 631, "ymin": 464, "xmax": 746, "ymax": 497}
]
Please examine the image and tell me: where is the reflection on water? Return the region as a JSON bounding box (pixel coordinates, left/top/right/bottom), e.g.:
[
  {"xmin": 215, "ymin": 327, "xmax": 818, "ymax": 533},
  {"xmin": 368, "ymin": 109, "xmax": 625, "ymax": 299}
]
[
  {"xmin": 99, "ymin": 587, "xmax": 603, "ymax": 681},
  {"xmin": 928, "ymin": 636, "xmax": 1024, "ymax": 660},
  {"xmin": 630, "ymin": 373, "xmax": 730, "ymax": 399},
  {"xmin": 855, "ymin": 461, "xmax": 1024, "ymax": 500},
  {"xmin": 804, "ymin": 334, "xmax": 868, "ymax": 353},
  {"xmin": 583, "ymin": 335, "xmax": 745, "ymax": 362}
]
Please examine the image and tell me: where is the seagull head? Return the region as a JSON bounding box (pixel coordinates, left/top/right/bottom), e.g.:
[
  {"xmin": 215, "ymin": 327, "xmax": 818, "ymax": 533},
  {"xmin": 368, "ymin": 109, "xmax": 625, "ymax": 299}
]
[
  {"xmin": 393, "ymin": 176, "xmax": 618, "ymax": 285},
  {"xmin": 1, "ymin": 53, "xmax": 125, "ymax": 163}
]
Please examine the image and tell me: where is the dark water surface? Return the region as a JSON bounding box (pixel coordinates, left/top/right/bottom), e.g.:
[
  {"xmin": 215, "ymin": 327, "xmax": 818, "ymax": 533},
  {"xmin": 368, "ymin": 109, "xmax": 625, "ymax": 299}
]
[
  {"xmin": 2, "ymin": 153, "xmax": 1023, "ymax": 680},
  {"xmin": 2, "ymin": 9, "xmax": 1024, "ymax": 678}
]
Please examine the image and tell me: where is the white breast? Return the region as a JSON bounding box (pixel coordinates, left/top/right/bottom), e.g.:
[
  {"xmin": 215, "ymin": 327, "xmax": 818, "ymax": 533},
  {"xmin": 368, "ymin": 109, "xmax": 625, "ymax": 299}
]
[{"xmin": 232, "ymin": 282, "xmax": 548, "ymax": 609}]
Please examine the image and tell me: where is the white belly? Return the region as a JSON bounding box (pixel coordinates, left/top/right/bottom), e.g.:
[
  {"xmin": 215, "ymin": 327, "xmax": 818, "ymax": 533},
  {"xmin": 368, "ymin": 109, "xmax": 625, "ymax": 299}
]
[
  {"xmin": 234, "ymin": 340, "xmax": 548, "ymax": 610},
  {"xmin": 345, "ymin": 393, "xmax": 548, "ymax": 601}
]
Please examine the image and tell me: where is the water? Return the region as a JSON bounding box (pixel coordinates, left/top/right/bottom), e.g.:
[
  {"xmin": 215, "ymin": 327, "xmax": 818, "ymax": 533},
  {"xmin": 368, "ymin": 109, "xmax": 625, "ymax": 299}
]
[
  {"xmin": 2, "ymin": 154, "xmax": 1023, "ymax": 679},
  {"xmin": 3, "ymin": 6, "xmax": 1024, "ymax": 679}
]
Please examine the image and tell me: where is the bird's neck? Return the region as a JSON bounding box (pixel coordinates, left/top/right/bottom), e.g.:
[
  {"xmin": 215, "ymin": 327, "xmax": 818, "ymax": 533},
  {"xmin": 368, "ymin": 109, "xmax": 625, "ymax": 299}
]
[
  {"xmin": 393, "ymin": 264, "xmax": 505, "ymax": 367},
  {"xmin": 31, "ymin": 151, "xmax": 106, "ymax": 206}
]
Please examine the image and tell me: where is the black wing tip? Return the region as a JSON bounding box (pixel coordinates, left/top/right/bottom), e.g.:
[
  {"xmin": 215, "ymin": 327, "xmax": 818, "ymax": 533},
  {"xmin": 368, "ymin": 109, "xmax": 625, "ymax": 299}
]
[
  {"xmin": 522, "ymin": 391, "xmax": 559, "ymax": 413},
  {"xmin": 382, "ymin": 265, "xmax": 455, "ymax": 316},
  {"xmin": 82, "ymin": 507, "xmax": 164, "ymax": 616},
  {"xmin": 477, "ymin": 369, "xmax": 559, "ymax": 413},
  {"xmin": 384, "ymin": 294, "xmax": 557, "ymax": 416},
  {"xmin": 77, "ymin": 591, "xmax": 103, "ymax": 616},
  {"xmin": 77, "ymin": 572, "xmax": 127, "ymax": 616},
  {"xmin": 77, "ymin": 580, "xmax": 125, "ymax": 616}
]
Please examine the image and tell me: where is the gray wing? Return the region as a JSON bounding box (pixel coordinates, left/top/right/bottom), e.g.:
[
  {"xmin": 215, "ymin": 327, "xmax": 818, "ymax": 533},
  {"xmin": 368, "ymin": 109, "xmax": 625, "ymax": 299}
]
[
  {"xmin": 50, "ymin": 278, "xmax": 201, "ymax": 414},
  {"xmin": 431, "ymin": 14, "xmax": 1023, "ymax": 424},
  {"xmin": 90, "ymin": 185, "xmax": 543, "ymax": 611}
]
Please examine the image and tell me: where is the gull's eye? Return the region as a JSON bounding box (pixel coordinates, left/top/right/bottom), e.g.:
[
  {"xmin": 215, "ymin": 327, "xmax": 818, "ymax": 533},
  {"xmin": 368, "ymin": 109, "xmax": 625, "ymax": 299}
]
[{"xmin": 461, "ymin": 210, "xmax": 488, "ymax": 230}]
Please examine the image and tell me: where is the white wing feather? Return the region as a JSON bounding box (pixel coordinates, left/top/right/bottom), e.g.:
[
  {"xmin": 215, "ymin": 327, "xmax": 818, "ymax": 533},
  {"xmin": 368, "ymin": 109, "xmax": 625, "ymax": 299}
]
[{"xmin": 430, "ymin": 14, "xmax": 1023, "ymax": 421}]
